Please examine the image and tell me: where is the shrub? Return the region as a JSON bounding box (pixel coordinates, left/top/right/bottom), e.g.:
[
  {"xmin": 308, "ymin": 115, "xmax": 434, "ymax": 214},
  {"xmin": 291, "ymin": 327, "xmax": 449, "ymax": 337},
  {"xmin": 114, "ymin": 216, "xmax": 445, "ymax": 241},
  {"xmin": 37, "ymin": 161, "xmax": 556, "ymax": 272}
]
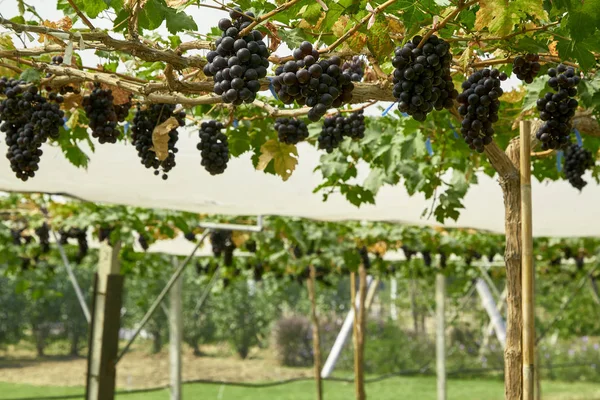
[{"xmin": 274, "ymin": 315, "xmax": 314, "ymax": 367}]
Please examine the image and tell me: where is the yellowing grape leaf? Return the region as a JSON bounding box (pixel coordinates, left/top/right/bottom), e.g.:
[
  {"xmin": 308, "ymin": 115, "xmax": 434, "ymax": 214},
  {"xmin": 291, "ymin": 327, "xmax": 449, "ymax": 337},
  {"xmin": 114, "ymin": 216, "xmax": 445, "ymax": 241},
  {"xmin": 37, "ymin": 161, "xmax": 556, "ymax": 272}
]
[
  {"xmin": 62, "ymin": 93, "xmax": 83, "ymax": 110},
  {"xmin": 151, "ymin": 117, "xmax": 179, "ymax": 161},
  {"xmin": 39, "ymin": 17, "xmax": 73, "ymax": 43},
  {"xmin": 502, "ymin": 88, "xmax": 525, "ymax": 103},
  {"xmin": 548, "ymin": 40, "xmax": 558, "ymax": 56},
  {"xmin": 232, "ymin": 231, "xmax": 249, "ymax": 247},
  {"xmin": 475, "ymin": 0, "xmax": 547, "ymax": 37},
  {"xmin": 386, "ymin": 17, "xmax": 405, "ymax": 35},
  {"xmin": 367, "ymin": 19, "xmax": 394, "ymax": 62},
  {"xmin": 256, "ymin": 139, "xmax": 298, "ymax": 181},
  {"xmin": 333, "ymin": 16, "xmax": 367, "ymax": 52}
]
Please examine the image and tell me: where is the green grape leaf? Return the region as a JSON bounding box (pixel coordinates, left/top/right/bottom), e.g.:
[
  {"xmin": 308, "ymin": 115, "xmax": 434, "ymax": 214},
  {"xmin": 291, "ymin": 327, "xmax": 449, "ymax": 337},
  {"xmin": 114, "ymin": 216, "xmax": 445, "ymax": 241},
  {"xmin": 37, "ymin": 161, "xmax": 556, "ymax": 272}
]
[
  {"xmin": 19, "ymin": 68, "xmax": 41, "ymax": 83},
  {"xmin": 165, "ymin": 11, "xmax": 198, "ymax": 34},
  {"xmin": 476, "ymin": 0, "xmax": 547, "ymax": 36},
  {"xmin": 522, "ymin": 76, "xmax": 546, "ymax": 111},
  {"xmin": 256, "ymin": 139, "xmax": 298, "ymax": 181},
  {"xmin": 62, "ymin": 144, "xmax": 90, "ymax": 169},
  {"xmin": 514, "ymin": 36, "xmax": 549, "ymax": 53},
  {"xmin": 556, "ymin": 39, "xmax": 596, "ymax": 71},
  {"xmin": 301, "ymin": 3, "xmax": 323, "ymax": 25},
  {"xmin": 228, "ymin": 128, "xmax": 252, "ymax": 157},
  {"xmin": 341, "ymin": 185, "xmax": 375, "ymax": 207},
  {"xmin": 564, "ymin": 0, "xmax": 600, "ymax": 42},
  {"xmin": 72, "ymin": 0, "xmax": 108, "ymax": 19},
  {"xmin": 278, "ymin": 28, "xmax": 305, "ymax": 50}
]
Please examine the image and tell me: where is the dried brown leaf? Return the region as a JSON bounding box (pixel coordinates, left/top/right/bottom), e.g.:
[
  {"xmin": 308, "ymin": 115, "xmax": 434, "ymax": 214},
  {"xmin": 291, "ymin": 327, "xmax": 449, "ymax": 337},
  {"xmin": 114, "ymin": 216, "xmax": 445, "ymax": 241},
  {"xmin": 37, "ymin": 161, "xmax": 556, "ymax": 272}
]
[
  {"xmin": 101, "ymin": 84, "xmax": 132, "ymax": 105},
  {"xmin": 264, "ymin": 22, "xmax": 281, "ymax": 52},
  {"xmin": 62, "ymin": 92, "xmax": 83, "ymax": 110},
  {"xmin": 151, "ymin": 117, "xmax": 179, "ymax": 161}
]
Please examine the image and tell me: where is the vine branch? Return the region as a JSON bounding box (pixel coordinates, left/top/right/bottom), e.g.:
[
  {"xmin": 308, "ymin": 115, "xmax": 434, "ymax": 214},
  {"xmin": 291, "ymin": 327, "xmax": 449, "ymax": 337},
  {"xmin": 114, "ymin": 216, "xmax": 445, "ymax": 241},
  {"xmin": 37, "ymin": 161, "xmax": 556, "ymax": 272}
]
[
  {"xmin": 238, "ymin": 0, "xmax": 303, "ymax": 37},
  {"xmin": 66, "ymin": 0, "xmax": 96, "ymax": 30}
]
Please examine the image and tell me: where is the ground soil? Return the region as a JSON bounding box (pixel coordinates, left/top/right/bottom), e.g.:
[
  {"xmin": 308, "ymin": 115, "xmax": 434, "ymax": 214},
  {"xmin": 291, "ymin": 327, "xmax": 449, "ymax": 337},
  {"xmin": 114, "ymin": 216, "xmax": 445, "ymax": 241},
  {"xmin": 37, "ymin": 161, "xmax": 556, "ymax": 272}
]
[{"xmin": 0, "ymin": 342, "xmax": 312, "ymax": 389}]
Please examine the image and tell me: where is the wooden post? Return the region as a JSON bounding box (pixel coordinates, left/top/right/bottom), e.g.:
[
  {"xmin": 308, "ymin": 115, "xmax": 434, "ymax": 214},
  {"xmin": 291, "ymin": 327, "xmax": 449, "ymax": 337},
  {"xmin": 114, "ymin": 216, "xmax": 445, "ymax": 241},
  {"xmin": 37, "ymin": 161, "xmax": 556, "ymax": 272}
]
[
  {"xmin": 520, "ymin": 120, "xmax": 535, "ymax": 400},
  {"xmin": 86, "ymin": 241, "xmax": 123, "ymax": 400},
  {"xmin": 352, "ymin": 265, "xmax": 367, "ymax": 400},
  {"xmin": 307, "ymin": 266, "xmax": 323, "ymax": 400},
  {"xmin": 435, "ymin": 273, "xmax": 447, "ymax": 400},
  {"xmin": 169, "ymin": 257, "xmax": 183, "ymax": 400},
  {"xmin": 321, "ymin": 276, "xmax": 375, "ymax": 378}
]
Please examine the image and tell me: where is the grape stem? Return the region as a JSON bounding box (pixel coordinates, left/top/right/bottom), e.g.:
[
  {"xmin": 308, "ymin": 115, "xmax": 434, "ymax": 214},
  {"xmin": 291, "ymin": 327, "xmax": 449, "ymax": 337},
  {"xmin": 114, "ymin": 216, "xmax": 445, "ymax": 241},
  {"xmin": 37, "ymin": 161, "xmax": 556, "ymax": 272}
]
[
  {"xmin": 237, "ymin": 0, "xmax": 304, "ymax": 38},
  {"xmin": 127, "ymin": 0, "xmax": 142, "ymax": 40},
  {"xmin": 417, "ymin": 0, "xmax": 479, "ymax": 48},
  {"xmin": 65, "ymin": 0, "xmax": 96, "ymax": 30}
]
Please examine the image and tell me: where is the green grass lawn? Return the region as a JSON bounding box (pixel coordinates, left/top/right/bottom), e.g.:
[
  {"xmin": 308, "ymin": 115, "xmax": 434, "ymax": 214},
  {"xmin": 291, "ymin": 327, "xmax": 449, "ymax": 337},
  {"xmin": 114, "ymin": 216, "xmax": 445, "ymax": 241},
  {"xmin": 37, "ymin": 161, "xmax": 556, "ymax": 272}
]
[{"xmin": 2, "ymin": 377, "xmax": 600, "ymax": 400}]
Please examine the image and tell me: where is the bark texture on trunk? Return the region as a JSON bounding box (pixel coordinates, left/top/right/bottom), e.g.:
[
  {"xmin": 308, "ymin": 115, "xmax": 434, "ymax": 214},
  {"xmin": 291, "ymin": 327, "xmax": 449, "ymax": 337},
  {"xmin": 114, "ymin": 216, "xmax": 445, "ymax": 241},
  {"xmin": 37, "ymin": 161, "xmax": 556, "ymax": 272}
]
[
  {"xmin": 486, "ymin": 140, "xmax": 523, "ymax": 400},
  {"xmin": 307, "ymin": 266, "xmax": 323, "ymax": 400}
]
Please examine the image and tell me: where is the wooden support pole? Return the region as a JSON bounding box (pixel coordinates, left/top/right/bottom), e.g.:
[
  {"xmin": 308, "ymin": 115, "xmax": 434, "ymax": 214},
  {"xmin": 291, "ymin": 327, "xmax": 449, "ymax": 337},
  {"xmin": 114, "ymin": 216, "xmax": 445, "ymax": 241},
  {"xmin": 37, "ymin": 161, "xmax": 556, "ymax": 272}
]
[
  {"xmin": 86, "ymin": 241, "xmax": 123, "ymax": 400},
  {"xmin": 435, "ymin": 273, "xmax": 447, "ymax": 400},
  {"xmin": 169, "ymin": 257, "xmax": 183, "ymax": 400},
  {"xmin": 307, "ymin": 265, "xmax": 323, "ymax": 400},
  {"xmin": 352, "ymin": 265, "xmax": 367, "ymax": 400},
  {"xmin": 520, "ymin": 120, "xmax": 535, "ymax": 400}
]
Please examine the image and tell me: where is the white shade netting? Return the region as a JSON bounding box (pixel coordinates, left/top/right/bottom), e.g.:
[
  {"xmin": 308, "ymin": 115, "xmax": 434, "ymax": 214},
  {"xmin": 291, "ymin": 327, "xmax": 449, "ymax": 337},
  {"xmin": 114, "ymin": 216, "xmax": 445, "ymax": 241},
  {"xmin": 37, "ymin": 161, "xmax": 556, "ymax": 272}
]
[{"xmin": 1, "ymin": 129, "xmax": 599, "ymax": 238}]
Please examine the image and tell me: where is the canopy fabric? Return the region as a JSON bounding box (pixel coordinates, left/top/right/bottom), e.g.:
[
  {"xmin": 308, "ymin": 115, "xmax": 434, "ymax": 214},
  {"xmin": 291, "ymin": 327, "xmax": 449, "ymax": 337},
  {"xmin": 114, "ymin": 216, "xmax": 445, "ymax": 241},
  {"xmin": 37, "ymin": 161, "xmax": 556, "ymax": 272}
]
[{"xmin": 1, "ymin": 129, "xmax": 598, "ymax": 237}]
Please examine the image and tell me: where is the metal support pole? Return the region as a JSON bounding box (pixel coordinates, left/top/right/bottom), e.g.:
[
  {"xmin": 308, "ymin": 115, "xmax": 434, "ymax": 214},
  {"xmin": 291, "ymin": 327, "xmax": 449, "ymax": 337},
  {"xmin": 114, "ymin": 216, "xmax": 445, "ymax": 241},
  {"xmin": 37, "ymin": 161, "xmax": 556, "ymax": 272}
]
[
  {"xmin": 390, "ymin": 278, "xmax": 398, "ymax": 321},
  {"xmin": 116, "ymin": 230, "xmax": 209, "ymax": 364},
  {"xmin": 321, "ymin": 275, "xmax": 374, "ymax": 378},
  {"xmin": 193, "ymin": 265, "xmax": 222, "ymax": 315},
  {"xmin": 475, "ymin": 278, "xmax": 507, "ymax": 348},
  {"xmin": 521, "ymin": 120, "xmax": 535, "ymax": 400},
  {"xmin": 52, "ymin": 230, "xmax": 91, "ymax": 323},
  {"xmin": 169, "ymin": 257, "xmax": 183, "ymax": 400}
]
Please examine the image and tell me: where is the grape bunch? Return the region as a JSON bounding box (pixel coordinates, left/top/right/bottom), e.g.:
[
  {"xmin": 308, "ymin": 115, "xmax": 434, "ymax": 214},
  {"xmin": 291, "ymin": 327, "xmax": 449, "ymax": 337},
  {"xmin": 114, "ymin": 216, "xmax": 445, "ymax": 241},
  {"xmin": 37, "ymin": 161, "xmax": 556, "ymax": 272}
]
[
  {"xmin": 342, "ymin": 56, "xmax": 365, "ymax": 82},
  {"xmin": 210, "ymin": 230, "xmax": 232, "ymax": 257},
  {"xmin": 59, "ymin": 227, "xmax": 89, "ymax": 263},
  {"xmin": 203, "ymin": 8, "xmax": 269, "ymax": 104},
  {"xmin": 114, "ymin": 95, "xmax": 133, "ymax": 122},
  {"xmin": 197, "ymin": 120, "xmax": 229, "ymax": 175},
  {"xmin": 51, "ymin": 55, "xmax": 63, "ymax": 65},
  {"xmin": 131, "ymin": 103, "xmax": 185, "ymax": 180},
  {"xmin": 392, "ymin": 35, "xmax": 458, "ymax": 122},
  {"xmin": 273, "ymin": 41, "xmax": 354, "ymax": 122},
  {"xmin": 457, "ymin": 68, "xmax": 508, "ymax": 153},
  {"xmin": 275, "ymin": 117, "xmax": 309, "ymax": 144},
  {"xmin": 317, "ymin": 110, "xmax": 365, "ymax": 152},
  {"xmin": 35, "ymin": 222, "xmax": 50, "ymax": 254},
  {"xmin": 0, "ymin": 78, "xmax": 65, "ymax": 181},
  {"xmin": 512, "ymin": 54, "xmax": 541, "ymax": 83},
  {"xmin": 536, "ymin": 64, "xmax": 579, "ymax": 150},
  {"xmin": 82, "ymin": 84, "xmax": 120, "ymax": 144},
  {"xmin": 563, "ymin": 143, "xmax": 594, "ymax": 190},
  {"xmin": 138, "ymin": 234, "xmax": 149, "ymax": 251}
]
